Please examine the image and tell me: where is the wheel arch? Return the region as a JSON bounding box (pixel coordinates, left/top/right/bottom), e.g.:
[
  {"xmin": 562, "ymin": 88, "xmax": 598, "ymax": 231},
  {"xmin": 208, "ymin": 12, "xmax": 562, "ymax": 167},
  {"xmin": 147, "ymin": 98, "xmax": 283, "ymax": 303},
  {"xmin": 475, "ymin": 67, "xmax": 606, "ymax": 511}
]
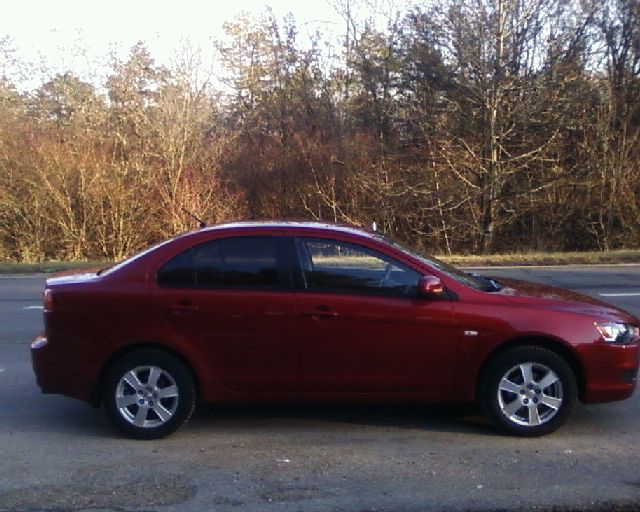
[
  {"xmin": 475, "ymin": 336, "xmax": 586, "ymax": 402},
  {"xmin": 92, "ymin": 342, "xmax": 202, "ymax": 407}
]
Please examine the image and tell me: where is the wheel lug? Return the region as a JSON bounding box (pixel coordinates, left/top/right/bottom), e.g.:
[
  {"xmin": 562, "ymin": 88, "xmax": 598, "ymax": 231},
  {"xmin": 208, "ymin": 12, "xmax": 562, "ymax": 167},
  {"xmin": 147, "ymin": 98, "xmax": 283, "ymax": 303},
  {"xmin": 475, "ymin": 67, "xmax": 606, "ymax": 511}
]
[
  {"xmin": 137, "ymin": 390, "xmax": 143, "ymax": 395},
  {"xmin": 536, "ymin": 389, "xmax": 541, "ymax": 394},
  {"xmin": 149, "ymin": 401, "xmax": 154, "ymax": 406},
  {"xmin": 153, "ymin": 393, "xmax": 158, "ymax": 399},
  {"xmin": 533, "ymin": 398, "xmax": 538, "ymax": 404},
  {"xmin": 138, "ymin": 399, "xmax": 144, "ymax": 405},
  {"xmin": 523, "ymin": 398, "xmax": 529, "ymax": 404},
  {"xmin": 520, "ymin": 390, "xmax": 525, "ymax": 394}
]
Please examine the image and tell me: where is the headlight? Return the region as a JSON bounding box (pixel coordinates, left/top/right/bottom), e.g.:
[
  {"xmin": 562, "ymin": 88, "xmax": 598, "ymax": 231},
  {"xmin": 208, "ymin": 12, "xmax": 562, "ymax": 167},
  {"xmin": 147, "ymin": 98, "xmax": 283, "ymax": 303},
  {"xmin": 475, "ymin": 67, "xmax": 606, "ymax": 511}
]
[{"xmin": 595, "ymin": 322, "xmax": 640, "ymax": 344}]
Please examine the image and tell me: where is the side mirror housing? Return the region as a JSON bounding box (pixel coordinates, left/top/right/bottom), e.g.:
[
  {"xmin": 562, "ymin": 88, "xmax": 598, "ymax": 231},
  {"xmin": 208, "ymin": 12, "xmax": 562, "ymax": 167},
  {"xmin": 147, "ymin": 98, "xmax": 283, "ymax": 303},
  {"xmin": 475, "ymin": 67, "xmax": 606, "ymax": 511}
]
[{"xmin": 417, "ymin": 275, "xmax": 445, "ymax": 297}]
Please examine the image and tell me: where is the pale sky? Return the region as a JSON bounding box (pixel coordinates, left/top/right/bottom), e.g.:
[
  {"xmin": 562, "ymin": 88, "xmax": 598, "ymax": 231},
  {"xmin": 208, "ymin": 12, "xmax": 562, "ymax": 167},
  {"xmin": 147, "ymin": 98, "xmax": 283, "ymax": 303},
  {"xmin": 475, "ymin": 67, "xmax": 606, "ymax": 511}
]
[{"xmin": 1, "ymin": 0, "xmax": 407, "ymax": 89}]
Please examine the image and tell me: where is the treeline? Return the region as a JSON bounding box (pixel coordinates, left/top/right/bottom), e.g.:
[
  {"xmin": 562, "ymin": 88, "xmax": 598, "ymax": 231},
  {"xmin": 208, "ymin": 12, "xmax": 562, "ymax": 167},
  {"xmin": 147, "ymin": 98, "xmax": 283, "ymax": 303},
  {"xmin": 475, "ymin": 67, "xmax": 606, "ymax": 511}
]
[{"xmin": 1, "ymin": 0, "xmax": 639, "ymax": 262}]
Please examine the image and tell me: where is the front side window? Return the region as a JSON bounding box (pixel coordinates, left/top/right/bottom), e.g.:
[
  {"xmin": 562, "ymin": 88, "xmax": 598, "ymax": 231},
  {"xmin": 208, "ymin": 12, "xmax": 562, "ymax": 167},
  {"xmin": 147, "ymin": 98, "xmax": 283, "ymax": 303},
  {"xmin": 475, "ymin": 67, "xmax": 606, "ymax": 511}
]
[
  {"xmin": 296, "ymin": 238, "xmax": 421, "ymax": 296},
  {"xmin": 375, "ymin": 234, "xmax": 496, "ymax": 291},
  {"xmin": 157, "ymin": 236, "xmax": 282, "ymax": 289}
]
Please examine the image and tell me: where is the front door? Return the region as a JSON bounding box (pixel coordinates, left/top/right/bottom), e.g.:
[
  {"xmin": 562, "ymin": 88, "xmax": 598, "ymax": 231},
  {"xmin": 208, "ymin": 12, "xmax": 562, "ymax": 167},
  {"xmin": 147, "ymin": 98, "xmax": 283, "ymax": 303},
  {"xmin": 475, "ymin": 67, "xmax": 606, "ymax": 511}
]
[{"xmin": 294, "ymin": 237, "xmax": 457, "ymax": 396}]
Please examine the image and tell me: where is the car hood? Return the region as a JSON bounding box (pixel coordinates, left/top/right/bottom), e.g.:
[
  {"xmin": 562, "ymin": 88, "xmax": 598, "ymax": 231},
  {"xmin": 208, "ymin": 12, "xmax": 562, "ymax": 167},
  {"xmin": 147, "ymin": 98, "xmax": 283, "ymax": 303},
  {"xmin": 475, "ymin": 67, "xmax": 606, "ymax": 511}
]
[{"xmin": 493, "ymin": 277, "xmax": 638, "ymax": 324}]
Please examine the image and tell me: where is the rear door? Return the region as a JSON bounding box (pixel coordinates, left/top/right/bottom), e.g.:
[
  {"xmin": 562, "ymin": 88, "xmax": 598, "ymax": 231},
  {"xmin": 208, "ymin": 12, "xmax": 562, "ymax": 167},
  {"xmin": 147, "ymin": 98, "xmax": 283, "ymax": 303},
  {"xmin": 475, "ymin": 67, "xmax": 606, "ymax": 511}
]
[
  {"xmin": 294, "ymin": 237, "xmax": 458, "ymax": 396},
  {"xmin": 155, "ymin": 235, "xmax": 299, "ymax": 393}
]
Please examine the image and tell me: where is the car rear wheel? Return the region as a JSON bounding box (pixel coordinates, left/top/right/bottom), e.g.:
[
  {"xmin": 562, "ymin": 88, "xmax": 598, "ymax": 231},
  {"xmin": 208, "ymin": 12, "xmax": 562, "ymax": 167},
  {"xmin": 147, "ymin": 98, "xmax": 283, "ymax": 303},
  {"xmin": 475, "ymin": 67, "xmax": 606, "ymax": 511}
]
[
  {"xmin": 103, "ymin": 349, "xmax": 196, "ymax": 439},
  {"xmin": 481, "ymin": 346, "xmax": 577, "ymax": 436}
]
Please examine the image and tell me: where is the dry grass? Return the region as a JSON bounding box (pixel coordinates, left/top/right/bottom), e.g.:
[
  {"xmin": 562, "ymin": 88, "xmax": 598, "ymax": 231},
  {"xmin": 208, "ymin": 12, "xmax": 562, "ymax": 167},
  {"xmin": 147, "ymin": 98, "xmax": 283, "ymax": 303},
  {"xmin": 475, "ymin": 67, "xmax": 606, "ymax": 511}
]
[{"xmin": 440, "ymin": 249, "xmax": 640, "ymax": 267}]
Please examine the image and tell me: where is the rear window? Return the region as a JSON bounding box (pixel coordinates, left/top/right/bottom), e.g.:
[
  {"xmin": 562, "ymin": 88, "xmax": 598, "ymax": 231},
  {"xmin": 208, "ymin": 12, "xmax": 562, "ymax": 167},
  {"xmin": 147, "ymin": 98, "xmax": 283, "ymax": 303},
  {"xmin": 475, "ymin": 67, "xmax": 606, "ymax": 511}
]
[
  {"xmin": 157, "ymin": 236, "xmax": 282, "ymax": 289},
  {"xmin": 156, "ymin": 249, "xmax": 195, "ymax": 286}
]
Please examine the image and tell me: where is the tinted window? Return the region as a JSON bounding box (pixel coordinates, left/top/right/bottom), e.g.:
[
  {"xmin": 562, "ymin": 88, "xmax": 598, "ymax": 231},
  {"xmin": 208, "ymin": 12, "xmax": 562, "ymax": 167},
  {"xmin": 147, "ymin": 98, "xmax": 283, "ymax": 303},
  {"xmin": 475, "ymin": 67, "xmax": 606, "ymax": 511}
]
[
  {"xmin": 157, "ymin": 236, "xmax": 282, "ymax": 289},
  {"xmin": 194, "ymin": 237, "xmax": 280, "ymax": 287},
  {"xmin": 296, "ymin": 238, "xmax": 421, "ymax": 296},
  {"xmin": 157, "ymin": 249, "xmax": 195, "ymax": 287}
]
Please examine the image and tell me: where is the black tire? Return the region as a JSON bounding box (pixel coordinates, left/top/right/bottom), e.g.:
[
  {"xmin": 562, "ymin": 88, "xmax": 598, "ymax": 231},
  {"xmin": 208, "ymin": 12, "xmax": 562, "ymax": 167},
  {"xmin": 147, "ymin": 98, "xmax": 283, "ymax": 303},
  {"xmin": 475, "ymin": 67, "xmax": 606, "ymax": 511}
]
[
  {"xmin": 481, "ymin": 346, "xmax": 577, "ymax": 436},
  {"xmin": 102, "ymin": 349, "xmax": 196, "ymax": 439}
]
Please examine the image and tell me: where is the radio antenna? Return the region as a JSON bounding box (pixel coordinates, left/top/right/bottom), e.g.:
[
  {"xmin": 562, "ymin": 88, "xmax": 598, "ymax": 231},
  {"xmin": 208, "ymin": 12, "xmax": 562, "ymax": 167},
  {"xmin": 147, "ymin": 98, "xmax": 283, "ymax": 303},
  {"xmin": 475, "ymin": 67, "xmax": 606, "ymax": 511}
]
[{"xmin": 181, "ymin": 207, "xmax": 207, "ymax": 229}]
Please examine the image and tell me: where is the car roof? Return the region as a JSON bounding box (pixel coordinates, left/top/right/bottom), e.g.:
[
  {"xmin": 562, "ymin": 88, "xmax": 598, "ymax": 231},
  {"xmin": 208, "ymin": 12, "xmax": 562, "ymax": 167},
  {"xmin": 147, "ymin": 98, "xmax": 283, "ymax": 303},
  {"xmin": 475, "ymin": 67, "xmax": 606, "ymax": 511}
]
[{"xmin": 197, "ymin": 221, "xmax": 377, "ymax": 239}]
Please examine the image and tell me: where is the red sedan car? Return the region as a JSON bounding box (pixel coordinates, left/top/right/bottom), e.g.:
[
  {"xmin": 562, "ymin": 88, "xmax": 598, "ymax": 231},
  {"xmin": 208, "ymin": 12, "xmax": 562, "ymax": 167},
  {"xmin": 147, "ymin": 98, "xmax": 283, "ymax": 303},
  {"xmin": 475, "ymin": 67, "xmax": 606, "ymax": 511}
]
[{"xmin": 32, "ymin": 222, "xmax": 639, "ymax": 438}]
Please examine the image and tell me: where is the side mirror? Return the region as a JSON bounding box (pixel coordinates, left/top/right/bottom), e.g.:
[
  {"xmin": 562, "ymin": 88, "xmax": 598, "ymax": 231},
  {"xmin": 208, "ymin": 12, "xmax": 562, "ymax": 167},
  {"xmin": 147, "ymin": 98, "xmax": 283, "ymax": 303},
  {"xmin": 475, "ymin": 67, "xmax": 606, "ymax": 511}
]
[{"xmin": 418, "ymin": 275, "xmax": 445, "ymax": 297}]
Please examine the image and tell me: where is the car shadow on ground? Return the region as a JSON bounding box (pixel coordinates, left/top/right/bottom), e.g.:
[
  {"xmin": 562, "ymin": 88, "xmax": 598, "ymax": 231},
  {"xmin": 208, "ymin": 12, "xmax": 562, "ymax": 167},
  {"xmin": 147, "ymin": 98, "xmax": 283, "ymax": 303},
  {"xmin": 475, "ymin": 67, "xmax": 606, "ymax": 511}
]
[
  {"xmin": 9, "ymin": 392, "xmax": 630, "ymax": 440},
  {"xmin": 5, "ymin": 392, "xmax": 497, "ymax": 439},
  {"xmin": 189, "ymin": 402, "xmax": 499, "ymax": 437}
]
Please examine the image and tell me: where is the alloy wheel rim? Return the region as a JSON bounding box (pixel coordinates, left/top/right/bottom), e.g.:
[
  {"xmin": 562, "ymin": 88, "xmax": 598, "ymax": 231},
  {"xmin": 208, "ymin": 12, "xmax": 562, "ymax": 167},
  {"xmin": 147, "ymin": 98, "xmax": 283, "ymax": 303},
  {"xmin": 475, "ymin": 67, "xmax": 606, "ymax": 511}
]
[
  {"xmin": 497, "ymin": 362, "xmax": 563, "ymax": 427},
  {"xmin": 115, "ymin": 365, "xmax": 179, "ymax": 428}
]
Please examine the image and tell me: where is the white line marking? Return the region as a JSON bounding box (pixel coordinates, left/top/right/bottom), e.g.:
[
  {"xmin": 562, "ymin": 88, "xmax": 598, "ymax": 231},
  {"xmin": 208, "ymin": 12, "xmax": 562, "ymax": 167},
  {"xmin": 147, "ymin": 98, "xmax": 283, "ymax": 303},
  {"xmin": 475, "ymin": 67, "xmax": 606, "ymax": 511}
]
[
  {"xmin": 599, "ymin": 293, "xmax": 640, "ymax": 297},
  {"xmin": 23, "ymin": 305, "xmax": 44, "ymax": 310},
  {"xmin": 464, "ymin": 263, "xmax": 640, "ymax": 270}
]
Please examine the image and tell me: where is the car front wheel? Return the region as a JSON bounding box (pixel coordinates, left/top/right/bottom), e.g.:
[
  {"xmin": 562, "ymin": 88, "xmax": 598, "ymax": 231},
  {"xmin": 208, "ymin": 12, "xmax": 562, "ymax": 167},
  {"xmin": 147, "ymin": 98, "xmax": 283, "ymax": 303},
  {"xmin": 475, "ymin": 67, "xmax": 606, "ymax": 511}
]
[
  {"xmin": 103, "ymin": 349, "xmax": 196, "ymax": 439},
  {"xmin": 481, "ymin": 346, "xmax": 577, "ymax": 436}
]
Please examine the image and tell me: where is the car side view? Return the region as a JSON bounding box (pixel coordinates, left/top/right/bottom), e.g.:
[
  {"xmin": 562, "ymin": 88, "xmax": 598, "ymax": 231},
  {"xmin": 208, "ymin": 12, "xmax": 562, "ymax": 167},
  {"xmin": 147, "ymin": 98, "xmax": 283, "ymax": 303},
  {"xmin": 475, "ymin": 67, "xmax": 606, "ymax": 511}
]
[{"xmin": 31, "ymin": 222, "xmax": 640, "ymax": 438}]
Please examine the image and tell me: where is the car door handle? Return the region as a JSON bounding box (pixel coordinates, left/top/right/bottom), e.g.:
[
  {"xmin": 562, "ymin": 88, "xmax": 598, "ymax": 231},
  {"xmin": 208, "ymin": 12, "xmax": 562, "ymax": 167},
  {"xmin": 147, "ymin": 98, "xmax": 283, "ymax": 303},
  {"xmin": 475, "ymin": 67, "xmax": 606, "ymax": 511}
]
[
  {"xmin": 302, "ymin": 309, "xmax": 338, "ymax": 318},
  {"xmin": 170, "ymin": 301, "xmax": 199, "ymax": 316}
]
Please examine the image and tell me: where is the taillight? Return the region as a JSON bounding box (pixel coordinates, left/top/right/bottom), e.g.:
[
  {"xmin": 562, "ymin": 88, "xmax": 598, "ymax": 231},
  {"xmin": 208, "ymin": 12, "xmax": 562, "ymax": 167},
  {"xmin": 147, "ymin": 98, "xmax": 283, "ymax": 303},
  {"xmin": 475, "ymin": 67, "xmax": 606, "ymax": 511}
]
[{"xmin": 43, "ymin": 289, "xmax": 54, "ymax": 312}]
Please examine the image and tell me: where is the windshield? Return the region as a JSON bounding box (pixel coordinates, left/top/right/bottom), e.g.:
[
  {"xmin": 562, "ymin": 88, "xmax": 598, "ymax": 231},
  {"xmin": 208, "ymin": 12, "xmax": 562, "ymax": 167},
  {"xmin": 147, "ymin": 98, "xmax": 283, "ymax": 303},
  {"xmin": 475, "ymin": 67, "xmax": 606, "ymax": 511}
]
[{"xmin": 375, "ymin": 234, "xmax": 497, "ymax": 292}]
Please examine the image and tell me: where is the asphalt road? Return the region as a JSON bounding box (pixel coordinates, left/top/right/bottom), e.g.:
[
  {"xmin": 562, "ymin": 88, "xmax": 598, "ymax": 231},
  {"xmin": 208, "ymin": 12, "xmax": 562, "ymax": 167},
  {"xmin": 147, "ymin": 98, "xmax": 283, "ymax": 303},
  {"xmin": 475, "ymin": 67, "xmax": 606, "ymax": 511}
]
[{"xmin": 0, "ymin": 266, "xmax": 639, "ymax": 512}]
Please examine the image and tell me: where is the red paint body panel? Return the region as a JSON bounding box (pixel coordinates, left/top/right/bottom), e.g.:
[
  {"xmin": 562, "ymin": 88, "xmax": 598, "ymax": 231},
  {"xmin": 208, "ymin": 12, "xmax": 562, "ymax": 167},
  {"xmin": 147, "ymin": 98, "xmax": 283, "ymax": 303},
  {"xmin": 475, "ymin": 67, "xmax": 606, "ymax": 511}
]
[
  {"xmin": 295, "ymin": 292, "xmax": 457, "ymax": 396},
  {"xmin": 155, "ymin": 287, "xmax": 299, "ymax": 397},
  {"xmin": 31, "ymin": 222, "xmax": 640, "ymax": 408}
]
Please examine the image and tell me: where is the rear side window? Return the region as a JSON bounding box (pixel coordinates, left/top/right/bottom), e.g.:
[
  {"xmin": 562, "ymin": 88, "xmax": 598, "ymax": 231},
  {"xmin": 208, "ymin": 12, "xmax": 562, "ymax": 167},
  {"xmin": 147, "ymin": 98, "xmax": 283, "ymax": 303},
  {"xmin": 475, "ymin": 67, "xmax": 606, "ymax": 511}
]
[
  {"xmin": 157, "ymin": 236, "xmax": 283, "ymax": 289},
  {"xmin": 157, "ymin": 249, "xmax": 195, "ymax": 286}
]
